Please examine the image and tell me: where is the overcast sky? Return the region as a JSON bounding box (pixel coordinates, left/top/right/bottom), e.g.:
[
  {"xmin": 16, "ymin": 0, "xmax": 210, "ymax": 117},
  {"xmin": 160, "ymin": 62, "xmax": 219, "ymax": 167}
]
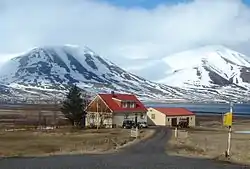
[{"xmin": 1, "ymin": 0, "xmax": 250, "ymax": 80}]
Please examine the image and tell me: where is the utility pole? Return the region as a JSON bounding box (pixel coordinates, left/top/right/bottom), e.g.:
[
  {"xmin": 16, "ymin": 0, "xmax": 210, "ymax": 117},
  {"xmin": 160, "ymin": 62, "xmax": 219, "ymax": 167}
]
[
  {"xmin": 225, "ymin": 101, "xmax": 233, "ymax": 158},
  {"xmin": 96, "ymin": 98, "xmax": 99, "ymax": 130}
]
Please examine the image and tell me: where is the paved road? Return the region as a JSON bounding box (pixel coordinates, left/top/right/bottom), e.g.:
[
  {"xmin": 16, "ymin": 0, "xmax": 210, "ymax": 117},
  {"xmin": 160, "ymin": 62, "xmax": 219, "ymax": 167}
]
[{"xmin": 0, "ymin": 127, "xmax": 249, "ymax": 169}]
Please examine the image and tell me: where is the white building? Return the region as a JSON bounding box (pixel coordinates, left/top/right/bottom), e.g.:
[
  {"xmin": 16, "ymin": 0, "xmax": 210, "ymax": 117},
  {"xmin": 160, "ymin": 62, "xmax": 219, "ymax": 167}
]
[{"xmin": 85, "ymin": 93, "xmax": 147, "ymax": 128}]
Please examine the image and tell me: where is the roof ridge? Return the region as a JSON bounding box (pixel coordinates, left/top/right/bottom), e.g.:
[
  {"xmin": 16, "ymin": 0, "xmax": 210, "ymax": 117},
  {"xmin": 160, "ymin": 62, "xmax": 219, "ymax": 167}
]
[
  {"xmin": 153, "ymin": 107, "xmax": 194, "ymax": 116},
  {"xmin": 97, "ymin": 93, "xmax": 147, "ymax": 112},
  {"xmin": 154, "ymin": 107, "xmax": 189, "ymax": 109}
]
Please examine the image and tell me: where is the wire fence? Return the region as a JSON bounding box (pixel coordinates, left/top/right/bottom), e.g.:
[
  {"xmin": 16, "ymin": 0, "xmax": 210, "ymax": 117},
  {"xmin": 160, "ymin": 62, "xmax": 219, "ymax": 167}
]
[
  {"xmin": 0, "ymin": 92, "xmax": 93, "ymax": 130},
  {"xmin": 0, "ymin": 105, "xmax": 69, "ymax": 130}
]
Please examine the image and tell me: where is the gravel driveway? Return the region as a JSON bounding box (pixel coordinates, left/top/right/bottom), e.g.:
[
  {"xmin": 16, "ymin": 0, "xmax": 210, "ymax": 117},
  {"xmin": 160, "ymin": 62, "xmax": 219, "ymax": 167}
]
[{"xmin": 0, "ymin": 127, "xmax": 249, "ymax": 169}]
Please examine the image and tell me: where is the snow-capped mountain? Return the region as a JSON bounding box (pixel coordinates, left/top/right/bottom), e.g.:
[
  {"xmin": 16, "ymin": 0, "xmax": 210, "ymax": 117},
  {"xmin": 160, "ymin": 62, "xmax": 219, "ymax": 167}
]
[
  {"xmin": 0, "ymin": 44, "xmax": 250, "ymax": 103},
  {"xmin": 0, "ymin": 45, "xmax": 187, "ymax": 103},
  {"xmin": 154, "ymin": 45, "xmax": 250, "ymax": 102},
  {"xmin": 159, "ymin": 45, "xmax": 250, "ymax": 89}
]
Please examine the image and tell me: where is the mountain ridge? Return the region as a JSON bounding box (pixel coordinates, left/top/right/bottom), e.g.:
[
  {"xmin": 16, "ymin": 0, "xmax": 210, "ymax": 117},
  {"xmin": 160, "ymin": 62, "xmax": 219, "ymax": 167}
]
[
  {"xmin": 0, "ymin": 45, "xmax": 187, "ymax": 103},
  {"xmin": 159, "ymin": 45, "xmax": 250, "ymax": 90},
  {"xmin": 0, "ymin": 45, "xmax": 250, "ymax": 103}
]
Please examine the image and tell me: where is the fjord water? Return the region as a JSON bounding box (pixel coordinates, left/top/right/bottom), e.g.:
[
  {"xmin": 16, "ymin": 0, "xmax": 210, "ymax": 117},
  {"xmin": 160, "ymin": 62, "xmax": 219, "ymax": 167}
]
[{"xmin": 144, "ymin": 102, "xmax": 250, "ymax": 116}]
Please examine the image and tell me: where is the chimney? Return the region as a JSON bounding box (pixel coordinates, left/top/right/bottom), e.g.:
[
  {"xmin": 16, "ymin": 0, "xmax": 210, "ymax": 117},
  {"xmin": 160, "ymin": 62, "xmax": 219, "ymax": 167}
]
[{"xmin": 111, "ymin": 91, "xmax": 115, "ymax": 97}]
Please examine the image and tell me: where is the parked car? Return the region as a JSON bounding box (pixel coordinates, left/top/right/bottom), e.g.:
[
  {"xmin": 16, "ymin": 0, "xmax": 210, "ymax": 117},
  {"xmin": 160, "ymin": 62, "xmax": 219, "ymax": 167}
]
[
  {"xmin": 122, "ymin": 120, "xmax": 135, "ymax": 129},
  {"xmin": 138, "ymin": 122, "xmax": 148, "ymax": 128},
  {"xmin": 177, "ymin": 119, "xmax": 189, "ymax": 128}
]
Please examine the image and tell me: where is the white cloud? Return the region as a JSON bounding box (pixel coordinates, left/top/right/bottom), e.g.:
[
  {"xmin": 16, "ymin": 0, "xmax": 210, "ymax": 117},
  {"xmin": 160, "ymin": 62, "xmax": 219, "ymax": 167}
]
[
  {"xmin": 0, "ymin": 54, "xmax": 15, "ymax": 62},
  {"xmin": 1, "ymin": 0, "xmax": 250, "ymax": 80}
]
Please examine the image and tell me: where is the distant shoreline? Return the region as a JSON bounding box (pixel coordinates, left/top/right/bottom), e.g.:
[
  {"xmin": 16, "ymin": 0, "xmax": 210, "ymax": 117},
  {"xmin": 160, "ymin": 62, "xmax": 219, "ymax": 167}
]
[
  {"xmin": 145, "ymin": 102, "xmax": 250, "ymax": 116},
  {"xmin": 194, "ymin": 111, "xmax": 250, "ymax": 117},
  {"xmin": 0, "ymin": 103, "xmax": 250, "ymax": 116},
  {"xmin": 144, "ymin": 101, "xmax": 250, "ymax": 105}
]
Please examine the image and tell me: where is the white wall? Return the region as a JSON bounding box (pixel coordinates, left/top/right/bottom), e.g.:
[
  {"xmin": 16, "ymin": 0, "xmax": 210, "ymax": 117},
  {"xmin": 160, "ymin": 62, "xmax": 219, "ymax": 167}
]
[
  {"xmin": 85, "ymin": 112, "xmax": 113, "ymax": 128},
  {"xmin": 147, "ymin": 108, "xmax": 196, "ymax": 127},
  {"xmin": 147, "ymin": 108, "xmax": 166, "ymax": 126}
]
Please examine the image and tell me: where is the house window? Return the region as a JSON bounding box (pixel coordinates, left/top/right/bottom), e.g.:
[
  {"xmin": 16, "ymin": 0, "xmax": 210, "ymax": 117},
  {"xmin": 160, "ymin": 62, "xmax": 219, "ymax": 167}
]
[
  {"xmin": 124, "ymin": 113, "xmax": 129, "ymax": 119},
  {"xmin": 151, "ymin": 114, "xmax": 155, "ymax": 119},
  {"xmin": 168, "ymin": 118, "xmax": 170, "ymax": 121},
  {"xmin": 122, "ymin": 101, "xmax": 135, "ymax": 108},
  {"xmin": 129, "ymin": 102, "xmax": 135, "ymax": 108},
  {"xmin": 122, "ymin": 102, "xmax": 127, "ymax": 108}
]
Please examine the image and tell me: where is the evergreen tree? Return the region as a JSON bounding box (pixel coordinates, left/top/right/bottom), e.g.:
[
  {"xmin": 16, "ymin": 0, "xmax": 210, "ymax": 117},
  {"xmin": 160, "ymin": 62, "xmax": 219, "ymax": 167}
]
[{"xmin": 61, "ymin": 85, "xmax": 88, "ymax": 128}]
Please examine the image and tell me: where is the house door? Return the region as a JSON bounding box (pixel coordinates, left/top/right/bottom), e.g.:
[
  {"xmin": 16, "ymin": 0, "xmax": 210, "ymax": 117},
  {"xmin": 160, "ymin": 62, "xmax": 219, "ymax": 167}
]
[
  {"xmin": 135, "ymin": 113, "xmax": 138, "ymax": 125},
  {"xmin": 171, "ymin": 118, "xmax": 177, "ymax": 127}
]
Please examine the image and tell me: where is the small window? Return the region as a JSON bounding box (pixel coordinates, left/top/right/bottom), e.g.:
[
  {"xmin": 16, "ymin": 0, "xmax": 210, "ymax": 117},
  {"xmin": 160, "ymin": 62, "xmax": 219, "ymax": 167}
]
[
  {"xmin": 151, "ymin": 114, "xmax": 155, "ymax": 119},
  {"xmin": 168, "ymin": 118, "xmax": 170, "ymax": 121},
  {"xmin": 122, "ymin": 102, "xmax": 127, "ymax": 108},
  {"xmin": 124, "ymin": 113, "xmax": 129, "ymax": 119},
  {"xmin": 130, "ymin": 102, "xmax": 135, "ymax": 108}
]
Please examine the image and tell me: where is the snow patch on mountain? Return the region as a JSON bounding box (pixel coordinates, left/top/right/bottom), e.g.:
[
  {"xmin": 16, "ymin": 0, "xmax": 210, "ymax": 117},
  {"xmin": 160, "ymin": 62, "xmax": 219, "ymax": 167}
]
[
  {"xmin": 0, "ymin": 45, "xmax": 191, "ymax": 102},
  {"xmin": 164, "ymin": 45, "xmax": 250, "ymax": 70},
  {"xmin": 159, "ymin": 45, "xmax": 250, "ymax": 89},
  {"xmin": 0, "ymin": 45, "xmax": 250, "ymax": 103}
]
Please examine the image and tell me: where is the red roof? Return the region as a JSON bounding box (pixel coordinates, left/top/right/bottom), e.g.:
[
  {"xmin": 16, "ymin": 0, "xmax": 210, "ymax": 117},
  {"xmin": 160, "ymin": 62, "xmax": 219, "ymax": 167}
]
[
  {"xmin": 154, "ymin": 107, "xmax": 195, "ymax": 116},
  {"xmin": 98, "ymin": 93, "xmax": 147, "ymax": 112}
]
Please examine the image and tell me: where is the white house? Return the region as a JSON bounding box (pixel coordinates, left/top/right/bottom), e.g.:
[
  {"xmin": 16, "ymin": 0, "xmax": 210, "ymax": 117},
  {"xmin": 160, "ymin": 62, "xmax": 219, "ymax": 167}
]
[{"xmin": 85, "ymin": 92, "xmax": 147, "ymax": 128}]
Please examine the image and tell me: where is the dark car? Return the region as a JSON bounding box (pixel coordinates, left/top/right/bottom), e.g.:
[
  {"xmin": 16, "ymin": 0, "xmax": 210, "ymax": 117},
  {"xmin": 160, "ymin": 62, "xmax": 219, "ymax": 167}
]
[
  {"xmin": 177, "ymin": 119, "xmax": 189, "ymax": 128},
  {"xmin": 138, "ymin": 121, "xmax": 148, "ymax": 128},
  {"xmin": 122, "ymin": 120, "xmax": 135, "ymax": 129}
]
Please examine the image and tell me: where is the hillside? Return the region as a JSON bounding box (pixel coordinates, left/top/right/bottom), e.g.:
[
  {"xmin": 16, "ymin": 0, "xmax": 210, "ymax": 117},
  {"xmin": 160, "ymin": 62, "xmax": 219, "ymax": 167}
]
[
  {"xmin": 0, "ymin": 45, "xmax": 249, "ymax": 103},
  {"xmin": 159, "ymin": 45, "xmax": 250, "ymax": 89},
  {"xmin": 0, "ymin": 45, "xmax": 185, "ymax": 103}
]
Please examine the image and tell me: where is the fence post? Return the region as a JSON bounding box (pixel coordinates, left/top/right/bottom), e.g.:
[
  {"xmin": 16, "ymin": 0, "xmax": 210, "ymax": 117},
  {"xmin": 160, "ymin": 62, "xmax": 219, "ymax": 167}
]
[
  {"xmin": 53, "ymin": 111, "xmax": 57, "ymax": 128},
  {"xmin": 175, "ymin": 127, "xmax": 178, "ymax": 138},
  {"xmin": 38, "ymin": 111, "xmax": 42, "ymax": 128},
  {"xmin": 130, "ymin": 127, "xmax": 139, "ymax": 138},
  {"xmin": 136, "ymin": 127, "xmax": 138, "ymax": 139}
]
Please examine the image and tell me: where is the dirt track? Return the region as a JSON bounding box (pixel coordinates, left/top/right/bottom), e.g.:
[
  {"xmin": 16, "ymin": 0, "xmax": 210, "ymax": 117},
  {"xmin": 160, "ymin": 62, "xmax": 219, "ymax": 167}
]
[{"xmin": 0, "ymin": 127, "xmax": 248, "ymax": 169}]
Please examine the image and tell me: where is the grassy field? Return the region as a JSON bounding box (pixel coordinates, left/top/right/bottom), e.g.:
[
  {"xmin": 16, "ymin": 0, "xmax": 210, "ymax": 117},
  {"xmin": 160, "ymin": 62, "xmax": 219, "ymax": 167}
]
[
  {"xmin": 0, "ymin": 128, "xmax": 153, "ymax": 157},
  {"xmin": 166, "ymin": 115, "xmax": 250, "ymax": 165},
  {"xmin": 0, "ymin": 104, "xmax": 155, "ymax": 157}
]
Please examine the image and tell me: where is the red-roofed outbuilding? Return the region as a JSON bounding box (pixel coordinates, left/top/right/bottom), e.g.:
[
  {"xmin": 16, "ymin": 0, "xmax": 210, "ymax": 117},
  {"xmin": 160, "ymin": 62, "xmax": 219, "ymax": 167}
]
[
  {"xmin": 86, "ymin": 92, "xmax": 147, "ymax": 128},
  {"xmin": 147, "ymin": 107, "xmax": 196, "ymax": 127}
]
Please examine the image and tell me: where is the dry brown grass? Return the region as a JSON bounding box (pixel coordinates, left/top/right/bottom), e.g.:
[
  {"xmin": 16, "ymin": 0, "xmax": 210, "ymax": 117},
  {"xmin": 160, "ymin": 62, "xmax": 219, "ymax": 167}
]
[
  {"xmin": 166, "ymin": 115, "xmax": 250, "ymax": 165},
  {"xmin": 0, "ymin": 128, "xmax": 152, "ymax": 157},
  {"xmin": 0, "ymin": 107, "xmax": 68, "ymax": 128}
]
